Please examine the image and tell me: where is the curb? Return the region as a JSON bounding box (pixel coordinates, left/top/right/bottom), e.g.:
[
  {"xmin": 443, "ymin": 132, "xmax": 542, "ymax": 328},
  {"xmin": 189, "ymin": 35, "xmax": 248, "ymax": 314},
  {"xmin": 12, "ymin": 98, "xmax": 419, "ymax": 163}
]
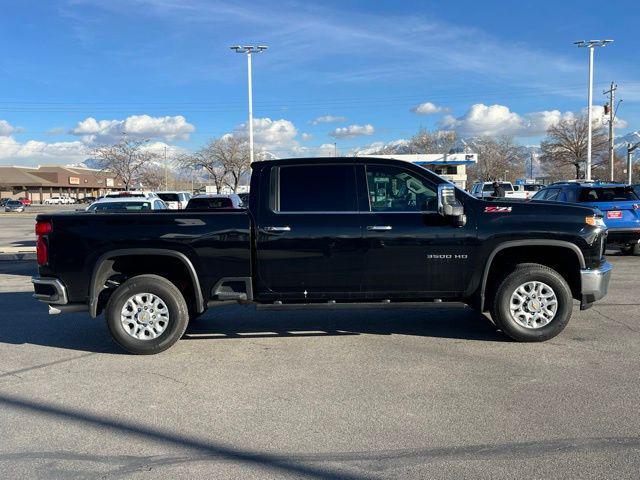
[
  {"xmin": 0, "ymin": 247, "xmax": 37, "ymax": 261},
  {"xmin": 0, "ymin": 253, "xmax": 36, "ymax": 261}
]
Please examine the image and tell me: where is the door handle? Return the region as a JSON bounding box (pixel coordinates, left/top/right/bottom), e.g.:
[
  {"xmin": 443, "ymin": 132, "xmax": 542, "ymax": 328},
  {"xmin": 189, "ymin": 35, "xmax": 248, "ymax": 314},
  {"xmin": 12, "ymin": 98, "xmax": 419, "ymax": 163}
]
[
  {"xmin": 367, "ymin": 225, "xmax": 392, "ymax": 231},
  {"xmin": 263, "ymin": 226, "xmax": 291, "ymax": 233}
]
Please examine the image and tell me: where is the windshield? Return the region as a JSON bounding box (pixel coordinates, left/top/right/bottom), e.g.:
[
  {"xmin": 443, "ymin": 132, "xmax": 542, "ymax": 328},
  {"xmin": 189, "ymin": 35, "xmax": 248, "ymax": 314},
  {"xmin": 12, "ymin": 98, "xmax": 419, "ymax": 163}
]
[
  {"xmin": 157, "ymin": 193, "xmax": 180, "ymax": 202},
  {"xmin": 7, "ymin": 201, "xmax": 22, "ymax": 206},
  {"xmin": 88, "ymin": 202, "xmax": 151, "ymax": 212},
  {"xmin": 578, "ymin": 187, "xmax": 639, "ymax": 202},
  {"xmin": 523, "ymin": 184, "xmax": 541, "ymax": 191},
  {"xmin": 186, "ymin": 198, "xmax": 233, "ymax": 209},
  {"xmin": 483, "ymin": 183, "xmax": 513, "ymax": 192}
]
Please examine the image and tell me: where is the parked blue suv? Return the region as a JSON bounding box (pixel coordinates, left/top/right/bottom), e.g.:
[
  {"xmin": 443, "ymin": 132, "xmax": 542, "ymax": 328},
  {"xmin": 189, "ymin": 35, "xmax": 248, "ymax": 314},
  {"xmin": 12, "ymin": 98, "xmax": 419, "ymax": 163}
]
[{"xmin": 532, "ymin": 181, "xmax": 640, "ymax": 254}]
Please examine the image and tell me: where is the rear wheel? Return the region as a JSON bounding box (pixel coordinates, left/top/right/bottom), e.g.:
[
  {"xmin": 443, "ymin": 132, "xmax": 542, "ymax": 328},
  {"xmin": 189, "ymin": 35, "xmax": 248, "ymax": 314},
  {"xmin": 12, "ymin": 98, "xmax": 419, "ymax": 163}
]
[
  {"xmin": 105, "ymin": 274, "xmax": 189, "ymax": 354},
  {"xmin": 491, "ymin": 263, "xmax": 573, "ymax": 342}
]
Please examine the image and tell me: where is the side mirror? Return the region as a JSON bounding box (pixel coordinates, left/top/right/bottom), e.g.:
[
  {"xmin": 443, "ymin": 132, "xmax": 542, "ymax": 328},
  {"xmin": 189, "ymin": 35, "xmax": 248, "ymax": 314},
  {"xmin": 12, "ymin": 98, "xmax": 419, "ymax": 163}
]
[{"xmin": 437, "ymin": 184, "xmax": 466, "ymax": 226}]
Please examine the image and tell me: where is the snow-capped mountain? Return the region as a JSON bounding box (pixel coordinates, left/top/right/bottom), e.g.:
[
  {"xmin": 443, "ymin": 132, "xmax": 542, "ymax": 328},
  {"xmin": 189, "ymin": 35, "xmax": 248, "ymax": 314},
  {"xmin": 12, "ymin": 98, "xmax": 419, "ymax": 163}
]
[{"xmin": 615, "ymin": 131, "xmax": 640, "ymax": 156}]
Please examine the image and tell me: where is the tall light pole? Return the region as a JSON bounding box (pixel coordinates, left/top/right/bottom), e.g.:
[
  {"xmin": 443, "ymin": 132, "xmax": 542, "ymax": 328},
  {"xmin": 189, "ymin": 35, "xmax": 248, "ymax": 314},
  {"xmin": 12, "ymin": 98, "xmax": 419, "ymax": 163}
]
[
  {"xmin": 574, "ymin": 39, "xmax": 613, "ymax": 180},
  {"xmin": 230, "ymin": 45, "xmax": 268, "ymax": 163}
]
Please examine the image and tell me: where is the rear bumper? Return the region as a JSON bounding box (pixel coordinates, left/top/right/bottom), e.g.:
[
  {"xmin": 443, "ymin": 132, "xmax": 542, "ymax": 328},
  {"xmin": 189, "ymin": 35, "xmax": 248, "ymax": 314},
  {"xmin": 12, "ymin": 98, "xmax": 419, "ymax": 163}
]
[
  {"xmin": 606, "ymin": 228, "xmax": 640, "ymax": 245},
  {"xmin": 32, "ymin": 277, "xmax": 68, "ymax": 304},
  {"xmin": 580, "ymin": 261, "xmax": 612, "ymax": 309}
]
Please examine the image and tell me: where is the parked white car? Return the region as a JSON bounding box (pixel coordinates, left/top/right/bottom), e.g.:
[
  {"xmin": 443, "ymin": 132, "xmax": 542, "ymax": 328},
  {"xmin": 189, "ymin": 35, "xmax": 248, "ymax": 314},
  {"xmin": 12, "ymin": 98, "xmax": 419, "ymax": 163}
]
[
  {"xmin": 512, "ymin": 183, "xmax": 543, "ymax": 200},
  {"xmin": 86, "ymin": 197, "xmax": 168, "ymax": 212},
  {"xmin": 44, "ymin": 196, "xmax": 68, "ymax": 205},
  {"xmin": 470, "ymin": 182, "xmax": 517, "ymax": 199},
  {"xmin": 156, "ymin": 191, "xmax": 192, "ymax": 210},
  {"xmin": 104, "ymin": 191, "xmax": 159, "ymax": 199}
]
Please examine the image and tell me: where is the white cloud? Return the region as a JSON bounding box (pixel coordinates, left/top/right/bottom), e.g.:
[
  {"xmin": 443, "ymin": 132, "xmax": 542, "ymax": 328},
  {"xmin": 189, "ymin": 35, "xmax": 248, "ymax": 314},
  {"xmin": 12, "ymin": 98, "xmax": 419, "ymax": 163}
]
[
  {"xmin": 0, "ymin": 120, "xmax": 17, "ymax": 136},
  {"xmin": 0, "ymin": 135, "xmax": 88, "ymax": 165},
  {"xmin": 233, "ymin": 117, "xmax": 299, "ymax": 155},
  {"xmin": 309, "ymin": 115, "xmax": 347, "ymax": 125},
  {"xmin": 329, "ymin": 124, "xmax": 375, "ymax": 139},
  {"xmin": 71, "ymin": 114, "xmax": 195, "ymax": 144},
  {"xmin": 438, "ymin": 103, "xmax": 625, "ymax": 137},
  {"xmin": 301, "ymin": 133, "xmax": 313, "ymax": 141},
  {"xmin": 411, "ymin": 102, "xmax": 447, "ymax": 115}
]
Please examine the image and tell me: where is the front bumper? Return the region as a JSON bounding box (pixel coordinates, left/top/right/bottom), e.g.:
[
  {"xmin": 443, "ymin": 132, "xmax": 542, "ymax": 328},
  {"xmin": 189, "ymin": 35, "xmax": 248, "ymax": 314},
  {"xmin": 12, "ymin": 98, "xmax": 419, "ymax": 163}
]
[{"xmin": 580, "ymin": 261, "xmax": 612, "ymax": 309}]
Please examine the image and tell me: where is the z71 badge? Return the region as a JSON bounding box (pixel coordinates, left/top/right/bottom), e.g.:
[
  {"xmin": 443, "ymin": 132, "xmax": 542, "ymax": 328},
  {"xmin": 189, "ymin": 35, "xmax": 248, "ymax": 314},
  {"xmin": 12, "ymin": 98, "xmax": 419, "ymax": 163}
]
[{"xmin": 484, "ymin": 206, "xmax": 512, "ymax": 213}]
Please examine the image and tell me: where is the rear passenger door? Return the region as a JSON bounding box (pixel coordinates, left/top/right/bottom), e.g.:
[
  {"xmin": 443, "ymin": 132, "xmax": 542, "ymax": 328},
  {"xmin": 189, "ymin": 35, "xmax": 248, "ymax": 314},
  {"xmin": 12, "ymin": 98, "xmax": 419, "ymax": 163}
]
[{"xmin": 254, "ymin": 163, "xmax": 364, "ymax": 301}]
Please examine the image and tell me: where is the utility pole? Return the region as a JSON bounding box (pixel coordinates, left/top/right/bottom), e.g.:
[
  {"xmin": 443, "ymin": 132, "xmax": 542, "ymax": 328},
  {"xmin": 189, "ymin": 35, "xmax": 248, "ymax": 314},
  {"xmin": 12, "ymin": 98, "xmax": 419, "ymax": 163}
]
[
  {"xmin": 603, "ymin": 82, "xmax": 617, "ymax": 181},
  {"xmin": 628, "ymin": 142, "xmax": 640, "ymax": 185},
  {"xmin": 574, "ymin": 40, "xmax": 613, "ymax": 180},
  {"xmin": 334, "ymin": 142, "xmax": 337, "ymax": 157},
  {"xmin": 230, "ymin": 45, "xmax": 268, "ymax": 163}
]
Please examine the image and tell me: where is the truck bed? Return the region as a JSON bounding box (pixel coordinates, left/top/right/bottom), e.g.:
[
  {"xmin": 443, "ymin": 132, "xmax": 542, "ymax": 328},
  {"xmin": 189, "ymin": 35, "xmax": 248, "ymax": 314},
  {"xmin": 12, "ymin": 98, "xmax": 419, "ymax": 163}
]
[{"xmin": 36, "ymin": 210, "xmax": 252, "ymax": 305}]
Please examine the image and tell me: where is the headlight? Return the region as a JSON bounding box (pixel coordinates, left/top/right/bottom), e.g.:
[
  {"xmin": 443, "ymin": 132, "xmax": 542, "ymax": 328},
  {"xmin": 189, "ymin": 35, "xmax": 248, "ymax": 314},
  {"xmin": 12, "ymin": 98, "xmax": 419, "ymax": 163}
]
[{"xmin": 585, "ymin": 215, "xmax": 606, "ymax": 227}]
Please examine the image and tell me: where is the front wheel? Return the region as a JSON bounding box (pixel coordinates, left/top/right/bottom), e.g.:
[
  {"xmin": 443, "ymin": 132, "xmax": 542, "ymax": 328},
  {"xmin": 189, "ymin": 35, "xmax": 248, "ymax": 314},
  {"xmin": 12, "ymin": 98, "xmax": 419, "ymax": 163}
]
[
  {"xmin": 105, "ymin": 274, "xmax": 189, "ymax": 354},
  {"xmin": 491, "ymin": 263, "xmax": 573, "ymax": 342}
]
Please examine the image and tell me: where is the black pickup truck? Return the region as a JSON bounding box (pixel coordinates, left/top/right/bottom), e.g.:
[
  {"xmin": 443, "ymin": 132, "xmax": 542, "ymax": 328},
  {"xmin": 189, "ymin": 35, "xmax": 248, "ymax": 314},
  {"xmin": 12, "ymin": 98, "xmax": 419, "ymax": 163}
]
[{"xmin": 32, "ymin": 157, "xmax": 612, "ymax": 354}]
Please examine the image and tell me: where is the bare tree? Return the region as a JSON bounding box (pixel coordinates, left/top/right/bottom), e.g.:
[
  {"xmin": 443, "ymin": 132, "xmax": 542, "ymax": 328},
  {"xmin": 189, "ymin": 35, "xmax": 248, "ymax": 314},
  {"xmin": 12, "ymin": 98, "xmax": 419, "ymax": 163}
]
[
  {"xmin": 407, "ymin": 129, "xmax": 457, "ymax": 154},
  {"xmin": 465, "ymin": 136, "xmax": 526, "ymax": 183},
  {"xmin": 180, "ymin": 136, "xmax": 250, "ymax": 193},
  {"xmin": 93, "ymin": 138, "xmax": 158, "ymax": 190},
  {"xmin": 539, "ymin": 115, "xmax": 608, "ymax": 180},
  {"xmin": 179, "ymin": 141, "xmax": 228, "ymax": 193},
  {"xmin": 217, "ymin": 136, "xmax": 250, "ymax": 192}
]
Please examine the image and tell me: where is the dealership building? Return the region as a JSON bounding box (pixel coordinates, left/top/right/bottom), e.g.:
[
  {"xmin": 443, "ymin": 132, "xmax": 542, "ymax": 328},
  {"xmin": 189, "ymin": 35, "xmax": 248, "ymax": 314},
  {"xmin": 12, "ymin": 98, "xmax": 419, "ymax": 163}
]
[
  {"xmin": 0, "ymin": 165, "xmax": 124, "ymax": 203},
  {"xmin": 358, "ymin": 153, "xmax": 477, "ymax": 189}
]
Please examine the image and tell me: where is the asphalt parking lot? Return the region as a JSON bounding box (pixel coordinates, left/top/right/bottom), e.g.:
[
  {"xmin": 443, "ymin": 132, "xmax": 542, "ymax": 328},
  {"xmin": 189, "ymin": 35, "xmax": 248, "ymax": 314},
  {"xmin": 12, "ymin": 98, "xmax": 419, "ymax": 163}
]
[{"xmin": 1, "ymin": 252, "xmax": 639, "ymax": 479}]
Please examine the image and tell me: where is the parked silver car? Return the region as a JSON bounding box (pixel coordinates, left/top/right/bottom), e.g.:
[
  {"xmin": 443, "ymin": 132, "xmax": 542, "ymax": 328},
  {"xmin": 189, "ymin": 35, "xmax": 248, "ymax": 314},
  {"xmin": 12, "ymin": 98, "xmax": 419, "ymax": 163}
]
[{"xmin": 4, "ymin": 200, "xmax": 26, "ymax": 212}]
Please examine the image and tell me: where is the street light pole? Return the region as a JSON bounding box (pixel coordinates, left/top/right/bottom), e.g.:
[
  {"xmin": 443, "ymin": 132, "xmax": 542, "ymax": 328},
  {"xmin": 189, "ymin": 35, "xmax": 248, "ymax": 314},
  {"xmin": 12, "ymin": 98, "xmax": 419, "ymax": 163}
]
[
  {"xmin": 230, "ymin": 45, "xmax": 268, "ymax": 163},
  {"xmin": 574, "ymin": 40, "xmax": 613, "ymax": 180}
]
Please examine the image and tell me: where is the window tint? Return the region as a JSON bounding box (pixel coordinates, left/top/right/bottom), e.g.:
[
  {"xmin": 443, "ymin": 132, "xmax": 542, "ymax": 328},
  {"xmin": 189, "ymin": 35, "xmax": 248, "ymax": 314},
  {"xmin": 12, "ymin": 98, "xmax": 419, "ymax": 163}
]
[
  {"xmin": 154, "ymin": 201, "xmax": 166, "ymax": 209},
  {"xmin": 186, "ymin": 197, "xmax": 233, "ymax": 209},
  {"xmin": 89, "ymin": 202, "xmax": 151, "ymax": 212},
  {"xmin": 578, "ymin": 187, "xmax": 639, "ymax": 202},
  {"xmin": 278, "ymin": 165, "xmax": 357, "ymax": 212},
  {"xmin": 366, "ymin": 165, "xmax": 437, "ymax": 212},
  {"xmin": 157, "ymin": 193, "xmax": 179, "ymax": 202},
  {"xmin": 544, "ymin": 188, "xmax": 561, "ymax": 201}
]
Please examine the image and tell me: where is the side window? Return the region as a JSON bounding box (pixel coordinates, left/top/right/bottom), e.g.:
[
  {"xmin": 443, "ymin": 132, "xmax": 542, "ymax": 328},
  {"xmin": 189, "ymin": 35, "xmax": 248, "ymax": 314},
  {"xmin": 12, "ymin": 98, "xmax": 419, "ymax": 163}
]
[
  {"xmin": 563, "ymin": 188, "xmax": 577, "ymax": 203},
  {"xmin": 278, "ymin": 165, "xmax": 357, "ymax": 212},
  {"xmin": 544, "ymin": 188, "xmax": 561, "ymax": 201},
  {"xmin": 154, "ymin": 200, "xmax": 165, "ymax": 209},
  {"xmin": 366, "ymin": 165, "xmax": 437, "ymax": 212}
]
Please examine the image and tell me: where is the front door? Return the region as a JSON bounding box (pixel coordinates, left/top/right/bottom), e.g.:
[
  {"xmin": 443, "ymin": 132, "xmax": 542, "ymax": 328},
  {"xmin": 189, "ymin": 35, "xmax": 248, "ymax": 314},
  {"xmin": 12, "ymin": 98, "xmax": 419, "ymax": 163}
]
[
  {"xmin": 359, "ymin": 163, "xmax": 476, "ymax": 298},
  {"xmin": 255, "ymin": 163, "xmax": 364, "ymax": 301}
]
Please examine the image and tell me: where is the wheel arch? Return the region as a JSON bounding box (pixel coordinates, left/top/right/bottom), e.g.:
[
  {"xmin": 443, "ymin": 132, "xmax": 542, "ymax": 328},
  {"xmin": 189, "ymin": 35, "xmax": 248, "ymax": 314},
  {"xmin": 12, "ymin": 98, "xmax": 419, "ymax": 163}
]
[
  {"xmin": 478, "ymin": 240, "xmax": 585, "ymax": 312},
  {"xmin": 89, "ymin": 248, "xmax": 204, "ymax": 318}
]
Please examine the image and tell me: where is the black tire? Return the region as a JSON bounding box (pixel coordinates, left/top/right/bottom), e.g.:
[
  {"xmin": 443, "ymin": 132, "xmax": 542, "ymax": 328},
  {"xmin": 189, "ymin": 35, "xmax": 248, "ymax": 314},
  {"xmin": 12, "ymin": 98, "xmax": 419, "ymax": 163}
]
[
  {"xmin": 491, "ymin": 263, "xmax": 573, "ymax": 342},
  {"xmin": 105, "ymin": 274, "xmax": 189, "ymax": 354},
  {"xmin": 620, "ymin": 243, "xmax": 640, "ymax": 256}
]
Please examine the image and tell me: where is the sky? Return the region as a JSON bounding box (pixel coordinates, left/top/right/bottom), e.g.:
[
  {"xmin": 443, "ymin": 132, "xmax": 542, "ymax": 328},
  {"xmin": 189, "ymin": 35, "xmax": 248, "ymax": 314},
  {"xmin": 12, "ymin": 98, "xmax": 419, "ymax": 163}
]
[{"xmin": 1, "ymin": 0, "xmax": 639, "ymax": 166}]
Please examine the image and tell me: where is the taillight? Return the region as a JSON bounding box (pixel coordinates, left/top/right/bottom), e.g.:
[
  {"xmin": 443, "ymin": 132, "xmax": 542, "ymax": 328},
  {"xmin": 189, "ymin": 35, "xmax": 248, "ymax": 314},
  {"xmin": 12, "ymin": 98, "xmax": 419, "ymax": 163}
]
[
  {"xmin": 35, "ymin": 221, "xmax": 52, "ymax": 235},
  {"xmin": 35, "ymin": 220, "xmax": 52, "ymax": 266}
]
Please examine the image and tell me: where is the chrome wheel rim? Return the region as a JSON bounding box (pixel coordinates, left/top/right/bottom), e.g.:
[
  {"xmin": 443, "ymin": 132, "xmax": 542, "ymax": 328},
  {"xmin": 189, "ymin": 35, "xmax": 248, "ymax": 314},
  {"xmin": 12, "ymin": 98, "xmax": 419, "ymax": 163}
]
[
  {"xmin": 509, "ymin": 281, "xmax": 558, "ymax": 329},
  {"xmin": 120, "ymin": 293, "xmax": 170, "ymax": 340}
]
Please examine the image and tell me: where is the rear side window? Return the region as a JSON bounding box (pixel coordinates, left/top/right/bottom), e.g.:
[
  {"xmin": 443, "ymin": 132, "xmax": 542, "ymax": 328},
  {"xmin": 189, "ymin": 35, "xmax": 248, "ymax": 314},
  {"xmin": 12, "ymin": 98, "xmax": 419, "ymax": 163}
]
[
  {"xmin": 544, "ymin": 188, "xmax": 561, "ymax": 201},
  {"xmin": 579, "ymin": 187, "xmax": 639, "ymax": 202},
  {"xmin": 277, "ymin": 165, "xmax": 357, "ymax": 212},
  {"xmin": 158, "ymin": 193, "xmax": 179, "ymax": 202},
  {"xmin": 186, "ymin": 198, "xmax": 233, "ymax": 209}
]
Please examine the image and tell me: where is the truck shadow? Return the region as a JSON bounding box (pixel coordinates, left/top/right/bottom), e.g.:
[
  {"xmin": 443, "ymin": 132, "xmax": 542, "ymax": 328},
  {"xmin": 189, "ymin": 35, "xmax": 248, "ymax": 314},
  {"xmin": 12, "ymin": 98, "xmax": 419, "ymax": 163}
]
[
  {"xmin": 0, "ymin": 292, "xmax": 504, "ymax": 354},
  {"xmin": 186, "ymin": 303, "xmax": 504, "ymax": 342}
]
